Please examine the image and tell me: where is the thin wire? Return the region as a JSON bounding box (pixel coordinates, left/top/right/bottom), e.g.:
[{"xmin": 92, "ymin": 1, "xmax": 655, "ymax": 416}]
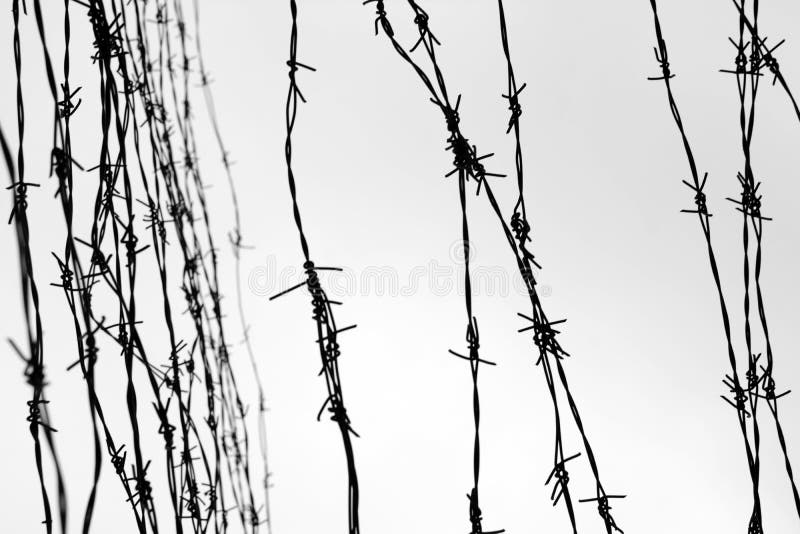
[
  {"xmin": 279, "ymin": 1, "xmax": 360, "ymax": 532},
  {"xmin": 8, "ymin": 2, "xmax": 57, "ymax": 531}
]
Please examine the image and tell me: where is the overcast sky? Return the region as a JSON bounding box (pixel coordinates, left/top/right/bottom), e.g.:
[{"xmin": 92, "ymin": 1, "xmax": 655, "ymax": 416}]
[{"xmin": 2, "ymin": 0, "xmax": 800, "ymax": 532}]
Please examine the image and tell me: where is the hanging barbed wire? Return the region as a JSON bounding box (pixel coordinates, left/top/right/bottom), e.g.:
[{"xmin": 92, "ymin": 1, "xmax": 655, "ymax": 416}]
[
  {"xmin": 191, "ymin": 0, "xmax": 274, "ymax": 530},
  {"xmin": 6, "ymin": 2, "xmax": 65, "ymax": 532},
  {"xmin": 645, "ymin": 0, "xmax": 799, "ymax": 530},
  {"xmin": 729, "ymin": 0, "xmax": 800, "ymax": 124},
  {"xmin": 725, "ymin": 0, "xmax": 800, "ymax": 519},
  {"xmin": 645, "ymin": 3, "xmax": 762, "ymax": 530},
  {"xmin": 446, "ymin": 169, "xmax": 504, "ymax": 534},
  {"xmin": 273, "ymin": 1, "xmax": 361, "ymax": 532},
  {"xmin": 9, "ymin": 1, "xmax": 800, "ymax": 532},
  {"xmin": 359, "ymin": 1, "xmax": 625, "ymax": 532},
  {"xmin": 6, "ymin": 1, "xmax": 265, "ymax": 532}
]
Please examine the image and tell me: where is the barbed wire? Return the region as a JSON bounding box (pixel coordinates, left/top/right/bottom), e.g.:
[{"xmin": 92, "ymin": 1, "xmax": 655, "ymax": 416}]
[
  {"xmin": 191, "ymin": 0, "xmax": 274, "ymax": 530},
  {"xmin": 274, "ymin": 1, "xmax": 361, "ymax": 532},
  {"xmin": 360, "ymin": 1, "xmax": 625, "ymax": 531},
  {"xmin": 646, "ymin": 0, "xmax": 799, "ymax": 530},
  {"xmin": 7, "ymin": 2, "xmax": 63, "ymax": 531},
  {"xmin": 6, "ymin": 1, "xmax": 265, "ymax": 532},
  {"xmin": 725, "ymin": 0, "xmax": 800, "ymax": 519},
  {"xmin": 7, "ymin": 1, "xmax": 800, "ymax": 532}
]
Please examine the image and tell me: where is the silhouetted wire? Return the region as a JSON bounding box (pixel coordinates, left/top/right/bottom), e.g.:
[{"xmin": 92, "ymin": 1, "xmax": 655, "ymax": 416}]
[
  {"xmin": 165, "ymin": 2, "xmax": 261, "ymax": 529},
  {"xmin": 363, "ymin": 1, "xmax": 625, "ymax": 531},
  {"xmin": 725, "ymin": 0, "xmax": 800, "ymax": 518},
  {"xmin": 118, "ymin": 3, "xmax": 207, "ymax": 532},
  {"xmin": 5, "ymin": 1, "xmax": 271, "ymax": 532},
  {"xmin": 646, "ymin": 3, "xmax": 761, "ymax": 530},
  {"xmin": 730, "ymin": 0, "xmax": 800, "ymax": 124},
  {"xmin": 275, "ymin": 1, "xmax": 360, "ymax": 532},
  {"xmin": 493, "ymin": 3, "xmax": 626, "ymax": 530},
  {"xmin": 144, "ymin": 6, "xmax": 228, "ymax": 532},
  {"xmin": 447, "ymin": 165, "xmax": 504, "ymax": 534},
  {"xmin": 7, "ymin": 2, "xmax": 60, "ymax": 532},
  {"xmin": 160, "ymin": 4, "xmax": 235, "ymax": 529},
  {"xmin": 88, "ymin": 1, "xmax": 244, "ymax": 531},
  {"xmin": 494, "ymin": 2, "xmax": 582, "ymax": 531},
  {"xmin": 368, "ymin": 0, "xmax": 508, "ymax": 529},
  {"xmin": 122, "ymin": 1, "xmax": 251, "ymax": 531},
  {"xmin": 191, "ymin": 1, "xmax": 274, "ymax": 531},
  {"xmin": 76, "ymin": 2, "xmax": 180, "ymax": 531},
  {"xmin": 27, "ymin": 1, "xmax": 115, "ymax": 532},
  {"xmin": 114, "ymin": 0, "xmax": 261, "ymax": 531},
  {"xmin": 119, "ymin": 2, "xmax": 226, "ymax": 531},
  {"xmin": 645, "ymin": 0, "xmax": 800, "ymax": 530},
  {"xmin": 729, "ymin": 3, "xmax": 766, "ymax": 527},
  {"xmin": 45, "ymin": 29, "xmax": 151, "ymax": 524},
  {"xmin": 121, "ymin": 5, "xmax": 202, "ymax": 533},
  {"xmin": 52, "ymin": 1, "xmax": 108, "ymax": 531}
]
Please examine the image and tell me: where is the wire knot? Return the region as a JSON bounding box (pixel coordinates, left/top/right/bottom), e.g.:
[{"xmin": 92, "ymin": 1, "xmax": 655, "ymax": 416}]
[
  {"xmin": 722, "ymin": 374, "xmax": 751, "ymax": 417},
  {"xmin": 57, "ymin": 83, "xmax": 82, "ymax": 118},
  {"xmin": 647, "ymin": 42, "xmax": 675, "ymax": 81},
  {"xmin": 510, "ymin": 211, "xmax": 530, "ymax": 243},
  {"xmin": 502, "ymin": 83, "xmax": 526, "ymax": 133},
  {"xmin": 83, "ymin": 2, "xmax": 125, "ymax": 63},
  {"xmin": 363, "ymin": 0, "xmax": 393, "ymax": 37},
  {"xmin": 6, "ymin": 181, "xmax": 39, "ymax": 224},
  {"xmin": 109, "ymin": 444, "xmax": 127, "ymax": 475}
]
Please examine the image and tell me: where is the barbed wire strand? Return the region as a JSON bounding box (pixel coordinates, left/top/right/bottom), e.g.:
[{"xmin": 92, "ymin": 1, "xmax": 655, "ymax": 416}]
[
  {"xmin": 191, "ymin": 1, "xmax": 274, "ymax": 528},
  {"xmin": 7, "ymin": 2, "xmax": 60, "ymax": 532},
  {"xmin": 277, "ymin": 1, "xmax": 361, "ymax": 532}
]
